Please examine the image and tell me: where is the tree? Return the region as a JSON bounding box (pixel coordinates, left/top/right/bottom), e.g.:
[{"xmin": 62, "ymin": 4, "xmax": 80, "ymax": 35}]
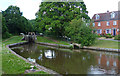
[
  {"xmin": 29, "ymin": 19, "xmax": 37, "ymax": 32},
  {"xmin": 65, "ymin": 19, "xmax": 96, "ymax": 47},
  {"xmin": 36, "ymin": 2, "xmax": 90, "ymax": 36},
  {"xmin": 2, "ymin": 16, "xmax": 11, "ymax": 39},
  {"xmin": 2, "ymin": 5, "xmax": 32, "ymax": 34}
]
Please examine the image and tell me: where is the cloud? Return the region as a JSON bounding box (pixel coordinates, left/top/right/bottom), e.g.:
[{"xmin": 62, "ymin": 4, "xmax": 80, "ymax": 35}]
[{"xmin": 13, "ymin": 0, "xmax": 41, "ymax": 20}]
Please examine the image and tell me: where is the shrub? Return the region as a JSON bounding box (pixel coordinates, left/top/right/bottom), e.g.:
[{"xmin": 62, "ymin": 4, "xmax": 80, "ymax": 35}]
[
  {"xmin": 114, "ymin": 35, "xmax": 120, "ymax": 40},
  {"xmin": 2, "ymin": 32, "xmax": 12, "ymax": 39},
  {"xmin": 96, "ymin": 35, "xmax": 101, "ymax": 38},
  {"xmin": 101, "ymin": 33, "xmax": 106, "ymax": 37},
  {"xmin": 65, "ymin": 19, "xmax": 97, "ymax": 47},
  {"xmin": 2, "ymin": 16, "xmax": 12, "ymax": 39},
  {"xmin": 105, "ymin": 33, "xmax": 113, "ymax": 38}
]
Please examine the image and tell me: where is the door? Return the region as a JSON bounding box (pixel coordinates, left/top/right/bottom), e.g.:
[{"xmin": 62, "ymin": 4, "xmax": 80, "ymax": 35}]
[{"xmin": 113, "ymin": 29, "xmax": 116, "ymax": 36}]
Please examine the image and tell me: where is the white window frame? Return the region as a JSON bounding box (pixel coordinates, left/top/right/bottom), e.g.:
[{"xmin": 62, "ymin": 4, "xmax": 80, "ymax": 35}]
[
  {"xmin": 96, "ymin": 14, "xmax": 100, "ymax": 20},
  {"xmin": 106, "ymin": 29, "xmax": 111, "ymax": 34},
  {"xmin": 100, "ymin": 29, "xmax": 102, "ymax": 34},
  {"xmin": 107, "ymin": 21, "xmax": 110, "ymax": 26},
  {"xmin": 98, "ymin": 22, "xmax": 101, "ymax": 26},
  {"xmin": 97, "ymin": 29, "xmax": 102, "ymax": 34},
  {"xmin": 113, "ymin": 21, "xmax": 117, "ymax": 25},
  {"xmin": 111, "ymin": 12, "xmax": 115, "ymax": 18},
  {"xmin": 117, "ymin": 29, "xmax": 119, "ymax": 32},
  {"xmin": 93, "ymin": 23, "xmax": 95, "ymax": 27}
]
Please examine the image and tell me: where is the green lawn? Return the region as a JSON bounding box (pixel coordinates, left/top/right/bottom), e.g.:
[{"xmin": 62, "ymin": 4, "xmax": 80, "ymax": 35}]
[
  {"xmin": 28, "ymin": 71, "xmax": 48, "ymax": 74},
  {"xmin": 37, "ymin": 36, "xmax": 70, "ymax": 45},
  {"xmin": 90, "ymin": 40, "xmax": 119, "ymax": 49},
  {"xmin": 2, "ymin": 36, "xmax": 47, "ymax": 74},
  {"xmin": 0, "ymin": 41, "xmax": 2, "ymax": 76},
  {"xmin": 27, "ymin": 71, "xmax": 52, "ymax": 76}
]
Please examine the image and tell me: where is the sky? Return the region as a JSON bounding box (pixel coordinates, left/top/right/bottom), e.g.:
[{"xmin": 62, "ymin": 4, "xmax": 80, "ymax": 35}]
[
  {"xmin": 84, "ymin": 0, "xmax": 120, "ymax": 18},
  {"xmin": 0, "ymin": 0, "xmax": 120, "ymax": 20}
]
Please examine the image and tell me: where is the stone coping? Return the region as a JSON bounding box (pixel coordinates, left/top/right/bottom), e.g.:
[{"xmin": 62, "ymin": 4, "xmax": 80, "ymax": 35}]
[
  {"xmin": 37, "ymin": 42, "xmax": 120, "ymax": 53},
  {"xmin": 82, "ymin": 46, "xmax": 120, "ymax": 53},
  {"xmin": 6, "ymin": 42, "xmax": 60, "ymax": 75}
]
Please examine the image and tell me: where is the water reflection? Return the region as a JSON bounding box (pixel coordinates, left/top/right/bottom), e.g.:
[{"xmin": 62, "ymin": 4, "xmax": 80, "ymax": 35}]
[
  {"xmin": 38, "ymin": 54, "xmax": 42, "ymax": 60},
  {"xmin": 88, "ymin": 65, "xmax": 106, "ymax": 74},
  {"xmin": 11, "ymin": 44, "xmax": 120, "ymax": 74},
  {"xmin": 94, "ymin": 52, "xmax": 119, "ymax": 74},
  {"xmin": 44, "ymin": 50, "xmax": 56, "ymax": 59}
]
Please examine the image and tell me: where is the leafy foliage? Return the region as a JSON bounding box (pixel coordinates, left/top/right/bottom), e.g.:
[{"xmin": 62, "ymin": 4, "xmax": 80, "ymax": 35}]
[
  {"xmin": 114, "ymin": 35, "xmax": 120, "ymax": 40},
  {"xmin": 66, "ymin": 19, "xmax": 96, "ymax": 47},
  {"xmin": 2, "ymin": 16, "xmax": 12, "ymax": 39},
  {"xmin": 36, "ymin": 2, "xmax": 90, "ymax": 36},
  {"xmin": 2, "ymin": 5, "xmax": 33, "ymax": 35},
  {"xmin": 105, "ymin": 33, "xmax": 113, "ymax": 38}
]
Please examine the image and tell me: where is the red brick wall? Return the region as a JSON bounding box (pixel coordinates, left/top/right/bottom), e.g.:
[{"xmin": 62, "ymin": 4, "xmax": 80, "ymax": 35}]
[{"xmin": 94, "ymin": 20, "xmax": 119, "ymax": 35}]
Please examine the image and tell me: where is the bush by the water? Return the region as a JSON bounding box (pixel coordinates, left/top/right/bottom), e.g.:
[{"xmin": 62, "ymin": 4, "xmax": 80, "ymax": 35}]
[
  {"xmin": 105, "ymin": 33, "xmax": 113, "ymax": 38},
  {"xmin": 65, "ymin": 19, "xmax": 97, "ymax": 47},
  {"xmin": 114, "ymin": 35, "xmax": 120, "ymax": 40}
]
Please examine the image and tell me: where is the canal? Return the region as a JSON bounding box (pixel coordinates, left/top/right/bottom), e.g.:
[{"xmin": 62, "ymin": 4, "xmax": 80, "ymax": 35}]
[{"xmin": 11, "ymin": 43, "xmax": 120, "ymax": 74}]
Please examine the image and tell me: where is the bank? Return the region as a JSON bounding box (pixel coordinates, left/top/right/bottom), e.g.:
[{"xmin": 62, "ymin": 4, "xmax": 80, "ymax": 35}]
[
  {"xmin": 2, "ymin": 36, "xmax": 48, "ymax": 74},
  {"xmin": 2, "ymin": 36, "xmax": 120, "ymax": 74},
  {"xmin": 2, "ymin": 36, "xmax": 70, "ymax": 75}
]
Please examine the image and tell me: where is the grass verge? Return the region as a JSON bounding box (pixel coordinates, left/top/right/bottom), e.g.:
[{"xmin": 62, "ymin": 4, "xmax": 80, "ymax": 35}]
[
  {"xmin": 2, "ymin": 36, "xmax": 46, "ymax": 74},
  {"xmin": 90, "ymin": 39, "xmax": 119, "ymax": 49},
  {"xmin": 37, "ymin": 36, "xmax": 70, "ymax": 45}
]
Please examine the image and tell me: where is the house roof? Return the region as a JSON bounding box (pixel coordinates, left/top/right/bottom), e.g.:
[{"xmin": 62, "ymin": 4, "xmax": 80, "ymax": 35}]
[{"xmin": 92, "ymin": 11, "xmax": 120, "ymax": 22}]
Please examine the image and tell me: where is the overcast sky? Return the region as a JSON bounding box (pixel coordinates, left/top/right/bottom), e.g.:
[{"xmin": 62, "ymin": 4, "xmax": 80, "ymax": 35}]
[{"xmin": 0, "ymin": 0, "xmax": 120, "ymax": 20}]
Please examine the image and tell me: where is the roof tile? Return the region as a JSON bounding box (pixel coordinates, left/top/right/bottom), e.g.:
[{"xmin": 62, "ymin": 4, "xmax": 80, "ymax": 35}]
[{"xmin": 92, "ymin": 11, "xmax": 120, "ymax": 22}]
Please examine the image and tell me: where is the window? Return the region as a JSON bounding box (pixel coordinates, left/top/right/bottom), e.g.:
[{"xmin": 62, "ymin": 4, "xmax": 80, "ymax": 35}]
[
  {"xmin": 107, "ymin": 21, "xmax": 110, "ymax": 26},
  {"xmin": 113, "ymin": 61, "xmax": 116, "ymax": 67},
  {"xmin": 117, "ymin": 29, "xmax": 119, "ymax": 32},
  {"xmin": 96, "ymin": 14, "xmax": 100, "ymax": 20},
  {"xmin": 106, "ymin": 29, "xmax": 111, "ymax": 34},
  {"xmin": 98, "ymin": 22, "xmax": 101, "ymax": 26},
  {"xmin": 107, "ymin": 60, "xmax": 109, "ymax": 66},
  {"xmin": 107, "ymin": 30, "xmax": 109, "ymax": 33},
  {"xmin": 97, "ymin": 29, "xmax": 102, "ymax": 34},
  {"xmin": 93, "ymin": 23, "xmax": 95, "ymax": 27},
  {"xmin": 111, "ymin": 12, "xmax": 115, "ymax": 18},
  {"xmin": 113, "ymin": 21, "xmax": 117, "ymax": 25}
]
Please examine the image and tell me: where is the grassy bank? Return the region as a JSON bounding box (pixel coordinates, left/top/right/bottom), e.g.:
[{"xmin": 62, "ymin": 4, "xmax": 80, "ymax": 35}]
[
  {"xmin": 37, "ymin": 36, "xmax": 70, "ymax": 45},
  {"xmin": 2, "ymin": 36, "xmax": 70, "ymax": 74},
  {"xmin": 2, "ymin": 36, "xmax": 47, "ymax": 74},
  {"xmin": 90, "ymin": 39, "xmax": 119, "ymax": 49}
]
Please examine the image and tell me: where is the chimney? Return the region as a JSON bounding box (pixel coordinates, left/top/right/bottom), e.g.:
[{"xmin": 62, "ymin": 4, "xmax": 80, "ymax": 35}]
[{"xmin": 107, "ymin": 10, "xmax": 109, "ymax": 13}]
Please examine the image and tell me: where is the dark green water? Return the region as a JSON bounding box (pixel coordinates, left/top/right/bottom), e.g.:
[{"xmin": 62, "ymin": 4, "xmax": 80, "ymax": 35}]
[{"xmin": 11, "ymin": 43, "xmax": 120, "ymax": 74}]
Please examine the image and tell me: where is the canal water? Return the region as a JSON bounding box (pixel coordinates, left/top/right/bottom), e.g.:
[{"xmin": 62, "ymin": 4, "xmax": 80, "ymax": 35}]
[{"xmin": 11, "ymin": 43, "xmax": 120, "ymax": 74}]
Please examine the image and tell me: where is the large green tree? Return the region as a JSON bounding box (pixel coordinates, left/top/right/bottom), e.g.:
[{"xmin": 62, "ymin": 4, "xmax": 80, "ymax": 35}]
[
  {"xmin": 2, "ymin": 5, "xmax": 33, "ymax": 34},
  {"xmin": 2, "ymin": 16, "xmax": 11, "ymax": 39},
  {"xmin": 36, "ymin": 2, "xmax": 90, "ymax": 36}
]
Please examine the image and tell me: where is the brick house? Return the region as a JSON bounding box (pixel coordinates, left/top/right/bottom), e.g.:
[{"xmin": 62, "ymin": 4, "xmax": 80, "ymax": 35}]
[{"xmin": 92, "ymin": 11, "xmax": 120, "ymax": 36}]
